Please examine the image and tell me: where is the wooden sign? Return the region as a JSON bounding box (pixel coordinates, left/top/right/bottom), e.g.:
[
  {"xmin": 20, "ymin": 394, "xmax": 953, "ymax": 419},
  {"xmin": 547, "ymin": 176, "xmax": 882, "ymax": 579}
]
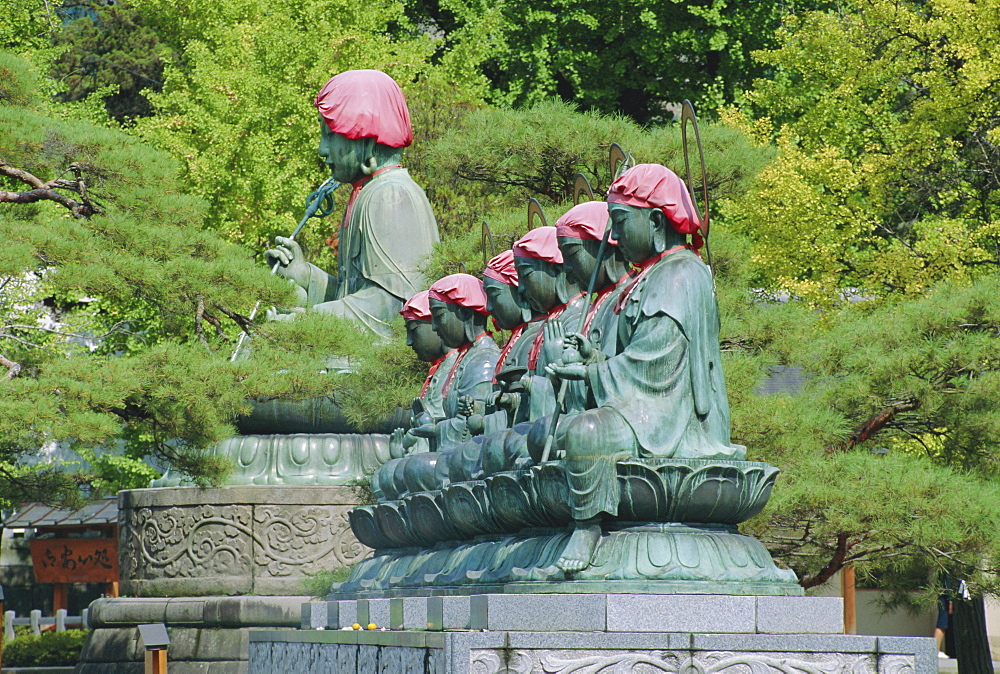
[{"xmin": 29, "ymin": 538, "xmax": 118, "ymax": 584}]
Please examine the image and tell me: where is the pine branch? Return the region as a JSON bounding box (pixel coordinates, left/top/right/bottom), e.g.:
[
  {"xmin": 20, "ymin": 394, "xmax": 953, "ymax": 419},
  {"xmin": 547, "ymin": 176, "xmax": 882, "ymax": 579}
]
[
  {"xmin": 3, "ymin": 321, "xmax": 132, "ymax": 341},
  {"xmin": 0, "ymin": 331, "xmax": 52, "ymax": 351},
  {"xmin": 195, "ymin": 295, "xmax": 208, "ymax": 347},
  {"xmin": 800, "ymin": 532, "xmax": 850, "ymax": 589},
  {"xmin": 0, "ymin": 353, "xmax": 22, "ymax": 380},
  {"xmin": 0, "ymin": 163, "xmax": 105, "ymax": 218},
  {"xmin": 824, "ymin": 398, "xmax": 922, "ymax": 454},
  {"xmin": 212, "ymin": 302, "xmax": 255, "ymax": 333},
  {"xmin": 200, "ymin": 309, "xmax": 229, "ymax": 342}
]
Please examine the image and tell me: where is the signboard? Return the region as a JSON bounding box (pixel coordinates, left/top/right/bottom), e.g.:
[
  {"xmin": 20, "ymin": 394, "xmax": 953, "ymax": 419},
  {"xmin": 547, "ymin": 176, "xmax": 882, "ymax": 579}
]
[{"xmin": 29, "ymin": 538, "xmax": 118, "ymax": 584}]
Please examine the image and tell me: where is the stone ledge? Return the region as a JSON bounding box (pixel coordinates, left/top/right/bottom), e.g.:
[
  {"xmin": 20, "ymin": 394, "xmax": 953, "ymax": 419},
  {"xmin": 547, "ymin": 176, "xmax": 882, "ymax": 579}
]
[
  {"xmin": 307, "ymin": 594, "xmax": 843, "ymax": 634},
  {"xmin": 120, "ymin": 485, "xmax": 362, "ymax": 508},
  {"xmin": 88, "ymin": 596, "xmax": 307, "ymax": 628}
]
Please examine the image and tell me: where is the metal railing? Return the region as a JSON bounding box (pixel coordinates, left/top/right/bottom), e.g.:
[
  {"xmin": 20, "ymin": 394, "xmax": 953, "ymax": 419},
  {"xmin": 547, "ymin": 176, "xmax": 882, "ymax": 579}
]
[{"xmin": 3, "ymin": 609, "xmax": 89, "ymax": 640}]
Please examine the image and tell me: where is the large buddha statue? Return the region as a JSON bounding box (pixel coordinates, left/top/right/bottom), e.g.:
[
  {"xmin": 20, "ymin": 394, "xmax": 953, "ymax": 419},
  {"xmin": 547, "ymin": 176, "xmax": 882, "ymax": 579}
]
[
  {"xmin": 177, "ymin": 71, "xmax": 440, "ymax": 485},
  {"xmin": 266, "ymin": 69, "xmax": 439, "ymax": 337},
  {"xmin": 545, "ymin": 164, "xmax": 745, "ymax": 572}
]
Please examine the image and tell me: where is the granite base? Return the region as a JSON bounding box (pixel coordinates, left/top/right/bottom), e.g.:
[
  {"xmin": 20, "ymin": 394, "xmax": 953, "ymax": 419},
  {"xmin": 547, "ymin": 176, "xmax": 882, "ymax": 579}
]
[
  {"xmin": 249, "ymin": 629, "xmax": 935, "ymax": 673},
  {"xmin": 264, "ymin": 593, "xmax": 937, "ymax": 672}
]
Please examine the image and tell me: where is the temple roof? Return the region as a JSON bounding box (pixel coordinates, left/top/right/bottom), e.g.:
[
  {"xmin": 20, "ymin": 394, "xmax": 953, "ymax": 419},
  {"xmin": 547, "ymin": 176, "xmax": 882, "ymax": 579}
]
[{"xmin": 3, "ymin": 497, "xmax": 117, "ymax": 528}]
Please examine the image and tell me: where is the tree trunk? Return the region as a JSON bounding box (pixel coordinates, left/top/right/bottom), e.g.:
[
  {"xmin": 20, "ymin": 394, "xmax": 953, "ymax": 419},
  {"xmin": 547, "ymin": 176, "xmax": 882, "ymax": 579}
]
[{"xmin": 953, "ymin": 596, "xmax": 994, "ymax": 673}]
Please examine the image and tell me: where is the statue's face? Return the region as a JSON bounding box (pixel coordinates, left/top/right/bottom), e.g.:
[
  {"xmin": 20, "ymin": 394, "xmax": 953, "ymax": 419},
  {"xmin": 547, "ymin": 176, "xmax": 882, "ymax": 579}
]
[
  {"xmin": 484, "ymin": 277, "xmax": 524, "ymax": 330},
  {"xmin": 318, "ymin": 120, "xmax": 365, "ymax": 183},
  {"xmin": 405, "ymin": 319, "xmax": 446, "ymax": 362},
  {"xmin": 557, "ymin": 236, "xmax": 606, "ymax": 289},
  {"xmin": 429, "ymin": 298, "xmax": 470, "ymax": 348},
  {"xmin": 514, "ymin": 256, "xmax": 560, "ymax": 314},
  {"xmin": 609, "ymin": 203, "xmax": 655, "ymax": 264}
]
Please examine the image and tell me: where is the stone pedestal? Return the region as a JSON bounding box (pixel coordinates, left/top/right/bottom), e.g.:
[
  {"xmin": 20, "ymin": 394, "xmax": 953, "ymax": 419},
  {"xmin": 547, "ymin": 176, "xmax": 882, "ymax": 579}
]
[
  {"xmin": 118, "ymin": 486, "xmax": 371, "ymax": 597},
  {"xmin": 246, "ymin": 594, "xmax": 936, "ymax": 673}
]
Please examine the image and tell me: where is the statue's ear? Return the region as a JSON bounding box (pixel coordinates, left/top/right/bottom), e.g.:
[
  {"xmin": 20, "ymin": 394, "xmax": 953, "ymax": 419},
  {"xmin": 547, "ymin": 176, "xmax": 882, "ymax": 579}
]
[
  {"xmin": 451, "ymin": 304, "xmax": 476, "ymax": 340},
  {"xmin": 360, "ymin": 138, "xmax": 378, "ymax": 175},
  {"xmin": 650, "ymin": 208, "xmax": 667, "ymax": 254}
]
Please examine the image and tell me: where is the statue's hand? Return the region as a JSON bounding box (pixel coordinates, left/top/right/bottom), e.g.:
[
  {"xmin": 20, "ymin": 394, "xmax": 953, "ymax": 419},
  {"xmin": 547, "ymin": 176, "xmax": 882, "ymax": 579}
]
[
  {"xmin": 467, "ymin": 414, "xmax": 485, "ymax": 435},
  {"xmin": 541, "ymin": 320, "xmax": 565, "ymax": 367},
  {"xmin": 494, "ymin": 391, "xmax": 519, "ymax": 410},
  {"xmin": 265, "ymin": 236, "xmax": 311, "ymax": 288},
  {"xmin": 265, "ymin": 306, "xmax": 304, "ymax": 322},
  {"xmin": 402, "ymin": 431, "xmax": 418, "ymax": 450},
  {"xmin": 517, "ymin": 373, "xmax": 533, "ymax": 395},
  {"xmin": 545, "ymin": 362, "xmax": 587, "ymax": 381},
  {"xmin": 457, "ymin": 394, "xmax": 475, "ymax": 417},
  {"xmin": 564, "ymin": 332, "xmax": 599, "ymax": 363},
  {"xmin": 410, "ymin": 422, "xmax": 437, "ymax": 439},
  {"xmin": 389, "ymin": 427, "xmax": 406, "ymax": 459}
]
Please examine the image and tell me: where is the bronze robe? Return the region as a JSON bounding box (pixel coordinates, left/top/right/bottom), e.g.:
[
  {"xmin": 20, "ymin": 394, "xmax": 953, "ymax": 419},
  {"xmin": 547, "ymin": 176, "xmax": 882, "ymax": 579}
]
[{"xmin": 303, "ymin": 168, "xmax": 439, "ymax": 335}]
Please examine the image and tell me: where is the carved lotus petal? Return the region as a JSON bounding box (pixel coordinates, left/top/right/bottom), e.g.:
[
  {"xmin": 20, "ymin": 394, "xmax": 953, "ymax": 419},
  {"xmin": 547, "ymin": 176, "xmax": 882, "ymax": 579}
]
[
  {"xmin": 616, "ymin": 461, "xmax": 671, "ymax": 521},
  {"xmin": 348, "ymin": 507, "xmax": 395, "ymax": 550},
  {"xmin": 486, "ymin": 472, "xmax": 534, "ymax": 532},
  {"xmin": 441, "ymin": 482, "xmax": 492, "ymax": 538},
  {"xmin": 528, "ymin": 463, "xmax": 571, "ymax": 525},
  {"xmin": 374, "ymin": 501, "xmax": 421, "ymax": 548},
  {"xmin": 406, "ymin": 491, "xmax": 462, "ymax": 544}
]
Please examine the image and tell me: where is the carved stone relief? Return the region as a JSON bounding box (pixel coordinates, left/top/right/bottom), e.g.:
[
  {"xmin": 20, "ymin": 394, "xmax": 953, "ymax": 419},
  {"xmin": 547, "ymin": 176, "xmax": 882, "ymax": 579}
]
[
  {"xmin": 119, "ymin": 486, "xmax": 371, "ymax": 596},
  {"xmin": 469, "ymin": 650, "xmax": 880, "ymax": 674}
]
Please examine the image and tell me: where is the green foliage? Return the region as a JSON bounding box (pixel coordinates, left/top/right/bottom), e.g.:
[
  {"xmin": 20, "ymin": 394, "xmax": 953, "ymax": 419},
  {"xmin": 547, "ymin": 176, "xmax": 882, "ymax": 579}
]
[
  {"xmin": 721, "ymin": 270, "xmax": 1000, "ymax": 592},
  {"xmin": 0, "ymin": 0, "xmax": 58, "ymax": 55},
  {"xmin": 418, "ymin": 98, "xmax": 774, "ymax": 275},
  {"xmin": 730, "ymin": 0, "xmax": 1000, "ymax": 304},
  {"xmin": 0, "ymin": 51, "xmax": 42, "ymax": 107},
  {"xmin": 407, "ymin": 0, "xmax": 829, "ymax": 122},
  {"xmin": 74, "ymin": 446, "xmax": 162, "ymax": 493},
  {"xmin": 51, "ymin": 3, "xmax": 176, "ymax": 121},
  {"xmin": 426, "ymin": 99, "xmax": 772, "ymax": 206},
  {"xmin": 336, "ymin": 319, "xmax": 426, "ymax": 431},
  {"xmin": 3, "ymin": 629, "xmax": 87, "ymax": 667},
  {"xmin": 302, "ymin": 565, "xmax": 354, "ymax": 597}
]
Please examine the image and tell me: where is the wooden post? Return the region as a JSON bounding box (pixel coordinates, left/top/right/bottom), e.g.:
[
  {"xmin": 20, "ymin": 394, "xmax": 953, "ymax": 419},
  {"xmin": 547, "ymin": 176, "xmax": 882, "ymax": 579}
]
[
  {"xmin": 106, "ymin": 581, "xmax": 119, "ymax": 598},
  {"xmin": 145, "ymin": 648, "xmax": 167, "ymax": 674},
  {"xmin": 841, "ymin": 566, "xmax": 857, "ymax": 635},
  {"xmin": 53, "ymin": 583, "xmax": 68, "ymax": 615}
]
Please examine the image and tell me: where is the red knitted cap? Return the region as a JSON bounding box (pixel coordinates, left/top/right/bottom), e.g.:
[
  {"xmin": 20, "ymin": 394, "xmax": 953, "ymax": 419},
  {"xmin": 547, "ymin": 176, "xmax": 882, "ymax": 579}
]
[
  {"xmin": 428, "ymin": 274, "xmax": 489, "ymax": 315},
  {"xmin": 314, "ymin": 70, "xmax": 413, "ymax": 148},
  {"xmin": 400, "ymin": 290, "xmax": 432, "ymax": 321},
  {"xmin": 512, "ymin": 226, "xmax": 563, "ymax": 264},
  {"xmin": 483, "ymin": 250, "xmax": 519, "ymax": 286},
  {"xmin": 607, "ymin": 164, "xmax": 700, "ymax": 235}
]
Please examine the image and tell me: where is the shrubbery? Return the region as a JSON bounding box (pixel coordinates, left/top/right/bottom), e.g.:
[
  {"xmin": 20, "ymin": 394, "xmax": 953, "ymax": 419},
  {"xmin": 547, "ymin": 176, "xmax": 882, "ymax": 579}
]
[{"xmin": 3, "ymin": 629, "xmax": 87, "ymax": 667}]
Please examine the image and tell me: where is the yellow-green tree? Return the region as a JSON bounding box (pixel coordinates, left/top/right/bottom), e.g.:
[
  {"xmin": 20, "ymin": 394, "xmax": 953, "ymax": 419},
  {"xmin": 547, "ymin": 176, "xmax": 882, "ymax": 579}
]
[
  {"xmin": 729, "ymin": 0, "xmax": 1000, "ymax": 304},
  {"xmin": 130, "ymin": 0, "xmax": 489, "ymax": 264}
]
